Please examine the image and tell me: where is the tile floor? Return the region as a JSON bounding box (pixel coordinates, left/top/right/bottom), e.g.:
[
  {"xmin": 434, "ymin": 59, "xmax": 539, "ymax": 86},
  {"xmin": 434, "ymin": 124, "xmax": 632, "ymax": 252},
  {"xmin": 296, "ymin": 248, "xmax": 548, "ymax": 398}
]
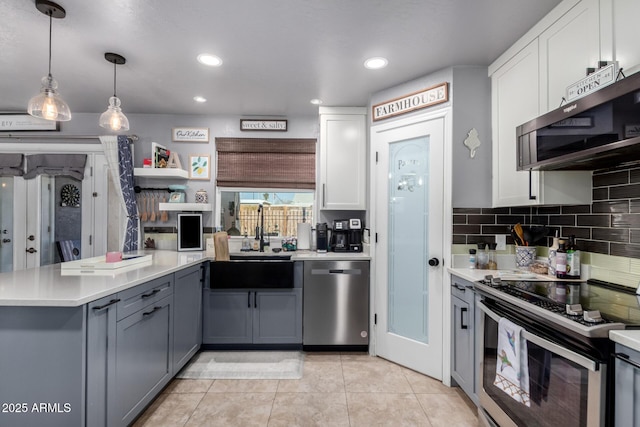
[{"xmin": 133, "ymin": 353, "xmax": 480, "ymax": 427}]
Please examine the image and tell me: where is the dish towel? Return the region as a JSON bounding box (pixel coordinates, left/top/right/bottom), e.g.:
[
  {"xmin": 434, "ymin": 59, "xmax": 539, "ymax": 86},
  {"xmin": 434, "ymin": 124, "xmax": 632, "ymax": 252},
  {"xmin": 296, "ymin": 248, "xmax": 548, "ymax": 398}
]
[{"xmin": 493, "ymin": 317, "xmax": 531, "ymax": 407}]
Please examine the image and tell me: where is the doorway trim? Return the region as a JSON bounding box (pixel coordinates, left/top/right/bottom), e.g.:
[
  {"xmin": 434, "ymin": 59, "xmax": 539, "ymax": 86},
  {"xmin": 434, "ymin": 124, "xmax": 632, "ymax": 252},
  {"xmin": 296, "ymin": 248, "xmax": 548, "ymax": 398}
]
[{"xmin": 369, "ymin": 108, "xmax": 453, "ymax": 385}]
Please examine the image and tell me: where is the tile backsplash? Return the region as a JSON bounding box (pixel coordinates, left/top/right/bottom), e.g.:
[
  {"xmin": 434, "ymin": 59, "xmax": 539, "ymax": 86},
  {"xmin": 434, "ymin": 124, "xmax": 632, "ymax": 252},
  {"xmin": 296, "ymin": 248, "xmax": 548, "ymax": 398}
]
[{"xmin": 453, "ymin": 166, "xmax": 640, "ymax": 260}]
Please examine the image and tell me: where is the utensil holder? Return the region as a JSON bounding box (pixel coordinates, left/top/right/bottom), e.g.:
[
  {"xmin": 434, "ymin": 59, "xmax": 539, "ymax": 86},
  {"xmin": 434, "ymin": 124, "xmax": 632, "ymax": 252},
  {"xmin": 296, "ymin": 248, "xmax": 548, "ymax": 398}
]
[{"xmin": 515, "ymin": 246, "xmax": 537, "ymax": 269}]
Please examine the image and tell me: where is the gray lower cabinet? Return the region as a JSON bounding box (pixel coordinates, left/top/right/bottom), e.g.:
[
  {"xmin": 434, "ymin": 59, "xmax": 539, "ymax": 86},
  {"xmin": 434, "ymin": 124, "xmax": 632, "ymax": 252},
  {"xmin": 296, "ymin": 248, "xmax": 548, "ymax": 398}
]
[
  {"xmin": 173, "ymin": 264, "xmax": 204, "ymax": 373},
  {"xmin": 114, "ymin": 294, "xmax": 173, "ymax": 426},
  {"xmin": 202, "ymin": 289, "xmax": 302, "ymax": 344},
  {"xmin": 614, "ymin": 343, "xmax": 640, "ymax": 426},
  {"xmin": 450, "ymin": 275, "xmax": 478, "ymax": 405}
]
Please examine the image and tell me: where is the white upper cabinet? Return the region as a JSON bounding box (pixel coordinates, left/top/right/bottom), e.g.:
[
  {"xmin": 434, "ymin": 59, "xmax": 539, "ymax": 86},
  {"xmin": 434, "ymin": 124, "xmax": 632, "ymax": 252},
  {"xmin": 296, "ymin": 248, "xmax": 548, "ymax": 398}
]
[
  {"xmin": 539, "ymin": 0, "xmax": 601, "ymax": 113},
  {"xmin": 492, "ymin": 40, "xmax": 544, "ymax": 207},
  {"xmin": 319, "ymin": 107, "xmax": 367, "ymax": 210},
  {"xmin": 601, "ymin": 0, "xmax": 640, "ymax": 76}
]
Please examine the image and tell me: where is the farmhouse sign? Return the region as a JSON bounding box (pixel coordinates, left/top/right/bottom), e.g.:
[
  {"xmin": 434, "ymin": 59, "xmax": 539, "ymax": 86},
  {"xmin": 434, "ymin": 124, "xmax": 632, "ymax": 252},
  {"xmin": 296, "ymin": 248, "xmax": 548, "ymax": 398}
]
[
  {"xmin": 372, "ymin": 82, "xmax": 448, "ymax": 121},
  {"xmin": 172, "ymin": 127, "xmax": 209, "ymax": 142},
  {"xmin": 0, "ymin": 114, "xmax": 58, "ymax": 131},
  {"xmin": 566, "ymin": 63, "xmax": 617, "ymax": 102}
]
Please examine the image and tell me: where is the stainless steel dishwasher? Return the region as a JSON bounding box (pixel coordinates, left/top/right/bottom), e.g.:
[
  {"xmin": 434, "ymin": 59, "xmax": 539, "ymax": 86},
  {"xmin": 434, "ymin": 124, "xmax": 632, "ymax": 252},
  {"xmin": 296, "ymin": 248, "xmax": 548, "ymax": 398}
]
[{"xmin": 303, "ymin": 260, "xmax": 369, "ymax": 348}]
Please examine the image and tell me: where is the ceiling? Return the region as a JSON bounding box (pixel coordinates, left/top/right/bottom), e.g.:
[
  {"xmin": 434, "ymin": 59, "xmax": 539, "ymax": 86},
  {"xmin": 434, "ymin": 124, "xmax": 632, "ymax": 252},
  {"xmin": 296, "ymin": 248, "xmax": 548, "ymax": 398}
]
[{"xmin": 0, "ymin": 0, "xmax": 562, "ymax": 117}]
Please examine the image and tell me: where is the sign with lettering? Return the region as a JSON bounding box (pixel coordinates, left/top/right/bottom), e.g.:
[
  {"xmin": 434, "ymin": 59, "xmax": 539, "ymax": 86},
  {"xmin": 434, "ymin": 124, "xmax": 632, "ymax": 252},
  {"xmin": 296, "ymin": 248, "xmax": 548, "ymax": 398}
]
[
  {"xmin": 372, "ymin": 82, "xmax": 448, "ymax": 121},
  {"xmin": 240, "ymin": 119, "xmax": 288, "ymax": 131},
  {"xmin": 0, "ymin": 114, "xmax": 58, "ymax": 131},
  {"xmin": 172, "ymin": 127, "xmax": 209, "ymax": 142},
  {"xmin": 566, "ymin": 64, "xmax": 617, "ymax": 102}
]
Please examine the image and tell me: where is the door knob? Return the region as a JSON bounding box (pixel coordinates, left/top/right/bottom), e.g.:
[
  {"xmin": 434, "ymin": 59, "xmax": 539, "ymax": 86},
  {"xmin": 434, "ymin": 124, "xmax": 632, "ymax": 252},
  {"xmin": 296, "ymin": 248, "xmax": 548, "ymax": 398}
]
[
  {"xmin": 27, "ymin": 235, "xmax": 35, "ymax": 241},
  {"xmin": 2, "ymin": 239, "xmax": 10, "ymax": 243},
  {"xmin": 26, "ymin": 248, "xmax": 37, "ymax": 254},
  {"xmin": 428, "ymin": 257, "xmax": 440, "ymax": 267}
]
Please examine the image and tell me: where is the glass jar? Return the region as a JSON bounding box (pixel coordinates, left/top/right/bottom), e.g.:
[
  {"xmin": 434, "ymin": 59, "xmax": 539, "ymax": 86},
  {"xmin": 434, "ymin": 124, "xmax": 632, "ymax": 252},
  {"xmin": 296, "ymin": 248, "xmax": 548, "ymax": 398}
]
[
  {"xmin": 487, "ymin": 242, "xmax": 498, "ymax": 270},
  {"xmin": 476, "ymin": 243, "xmax": 488, "ymax": 269}
]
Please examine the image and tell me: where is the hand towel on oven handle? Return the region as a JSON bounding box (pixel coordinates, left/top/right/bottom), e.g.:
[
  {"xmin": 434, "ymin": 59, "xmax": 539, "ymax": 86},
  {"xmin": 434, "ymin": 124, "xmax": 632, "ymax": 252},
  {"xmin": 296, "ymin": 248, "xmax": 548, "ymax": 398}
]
[{"xmin": 493, "ymin": 317, "xmax": 531, "ymax": 407}]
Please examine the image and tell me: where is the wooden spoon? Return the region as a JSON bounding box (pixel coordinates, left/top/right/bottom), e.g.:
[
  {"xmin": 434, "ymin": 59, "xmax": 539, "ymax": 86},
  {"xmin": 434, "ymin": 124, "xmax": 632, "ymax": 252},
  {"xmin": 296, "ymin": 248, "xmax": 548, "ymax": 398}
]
[
  {"xmin": 161, "ymin": 196, "xmax": 169, "ymax": 222},
  {"xmin": 140, "ymin": 194, "xmax": 148, "ymax": 222},
  {"xmin": 514, "ymin": 223, "xmax": 525, "ymax": 246},
  {"xmin": 150, "ymin": 193, "xmax": 157, "ymax": 222}
]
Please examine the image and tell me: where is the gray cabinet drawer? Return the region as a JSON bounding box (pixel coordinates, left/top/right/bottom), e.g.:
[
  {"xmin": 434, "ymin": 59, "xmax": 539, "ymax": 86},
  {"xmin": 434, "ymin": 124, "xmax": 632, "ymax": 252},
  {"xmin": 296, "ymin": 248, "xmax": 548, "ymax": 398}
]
[
  {"xmin": 451, "ymin": 278, "xmax": 473, "ymax": 300},
  {"xmin": 117, "ymin": 274, "xmax": 174, "ymax": 321}
]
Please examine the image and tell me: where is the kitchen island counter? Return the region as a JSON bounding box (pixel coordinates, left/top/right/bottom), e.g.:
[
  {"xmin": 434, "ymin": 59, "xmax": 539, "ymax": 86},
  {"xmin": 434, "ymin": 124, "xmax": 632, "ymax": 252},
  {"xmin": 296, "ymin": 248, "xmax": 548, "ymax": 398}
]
[
  {"xmin": 0, "ymin": 250, "xmax": 210, "ymax": 307},
  {"xmin": 610, "ymin": 330, "xmax": 640, "ymax": 352}
]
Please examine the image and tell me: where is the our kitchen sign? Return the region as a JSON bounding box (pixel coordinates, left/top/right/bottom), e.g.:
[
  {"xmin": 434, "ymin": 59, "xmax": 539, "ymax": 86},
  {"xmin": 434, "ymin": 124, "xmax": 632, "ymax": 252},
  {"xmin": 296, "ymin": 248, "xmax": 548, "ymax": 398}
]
[{"xmin": 372, "ymin": 82, "xmax": 448, "ymax": 121}]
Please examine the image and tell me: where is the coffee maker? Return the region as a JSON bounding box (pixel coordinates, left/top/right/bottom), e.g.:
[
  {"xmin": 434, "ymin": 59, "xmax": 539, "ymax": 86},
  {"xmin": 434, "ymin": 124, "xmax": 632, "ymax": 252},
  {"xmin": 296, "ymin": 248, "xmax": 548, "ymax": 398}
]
[{"xmin": 330, "ymin": 219, "xmax": 363, "ymax": 252}]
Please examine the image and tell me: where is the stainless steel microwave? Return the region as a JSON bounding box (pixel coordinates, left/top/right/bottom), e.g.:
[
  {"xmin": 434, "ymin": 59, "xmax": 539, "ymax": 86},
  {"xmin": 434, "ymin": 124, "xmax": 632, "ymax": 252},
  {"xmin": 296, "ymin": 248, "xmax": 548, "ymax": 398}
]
[{"xmin": 516, "ymin": 71, "xmax": 640, "ymax": 171}]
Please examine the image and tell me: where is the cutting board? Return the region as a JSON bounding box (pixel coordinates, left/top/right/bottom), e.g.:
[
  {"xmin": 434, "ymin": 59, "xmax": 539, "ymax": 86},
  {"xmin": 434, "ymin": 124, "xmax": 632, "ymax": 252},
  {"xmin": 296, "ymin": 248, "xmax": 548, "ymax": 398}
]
[{"xmin": 213, "ymin": 232, "xmax": 230, "ymax": 261}]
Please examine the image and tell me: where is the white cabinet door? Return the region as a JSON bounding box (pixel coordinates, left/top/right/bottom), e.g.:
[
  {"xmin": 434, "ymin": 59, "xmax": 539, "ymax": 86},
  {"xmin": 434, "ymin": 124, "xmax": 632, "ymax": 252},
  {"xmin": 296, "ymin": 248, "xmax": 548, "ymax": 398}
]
[
  {"xmin": 539, "ymin": 0, "xmax": 601, "ymax": 113},
  {"xmin": 608, "ymin": 0, "xmax": 640, "ymax": 75},
  {"xmin": 319, "ymin": 108, "xmax": 366, "ymax": 210},
  {"xmin": 492, "ymin": 40, "xmax": 541, "ymax": 207}
]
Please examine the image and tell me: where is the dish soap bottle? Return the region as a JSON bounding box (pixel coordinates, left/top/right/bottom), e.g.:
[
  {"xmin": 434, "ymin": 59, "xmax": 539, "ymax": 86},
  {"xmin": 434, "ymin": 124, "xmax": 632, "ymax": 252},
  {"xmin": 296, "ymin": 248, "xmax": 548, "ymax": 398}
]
[
  {"xmin": 556, "ymin": 239, "xmax": 568, "ymax": 279},
  {"xmin": 548, "ymin": 231, "xmax": 559, "ymax": 276}
]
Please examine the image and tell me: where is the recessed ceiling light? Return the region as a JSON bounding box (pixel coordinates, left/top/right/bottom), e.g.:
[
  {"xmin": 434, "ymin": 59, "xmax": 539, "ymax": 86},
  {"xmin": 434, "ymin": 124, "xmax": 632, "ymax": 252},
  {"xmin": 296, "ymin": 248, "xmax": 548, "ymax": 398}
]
[
  {"xmin": 197, "ymin": 54, "xmax": 223, "ymax": 67},
  {"xmin": 193, "ymin": 96, "xmax": 207, "ymax": 103},
  {"xmin": 310, "ymin": 99, "xmax": 323, "ymax": 105},
  {"xmin": 364, "ymin": 57, "xmax": 388, "ymax": 70}
]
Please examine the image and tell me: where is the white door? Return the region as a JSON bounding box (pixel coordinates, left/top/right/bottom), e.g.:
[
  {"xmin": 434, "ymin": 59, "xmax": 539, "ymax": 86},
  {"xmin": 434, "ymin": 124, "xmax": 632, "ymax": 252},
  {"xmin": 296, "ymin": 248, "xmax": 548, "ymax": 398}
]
[{"xmin": 373, "ymin": 113, "xmax": 445, "ymax": 379}]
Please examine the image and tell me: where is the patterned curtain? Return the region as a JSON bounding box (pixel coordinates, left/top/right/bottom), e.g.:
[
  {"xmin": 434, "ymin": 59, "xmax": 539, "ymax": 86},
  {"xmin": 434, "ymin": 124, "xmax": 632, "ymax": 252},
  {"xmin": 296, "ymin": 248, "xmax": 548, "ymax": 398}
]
[{"xmin": 99, "ymin": 135, "xmax": 140, "ymax": 252}]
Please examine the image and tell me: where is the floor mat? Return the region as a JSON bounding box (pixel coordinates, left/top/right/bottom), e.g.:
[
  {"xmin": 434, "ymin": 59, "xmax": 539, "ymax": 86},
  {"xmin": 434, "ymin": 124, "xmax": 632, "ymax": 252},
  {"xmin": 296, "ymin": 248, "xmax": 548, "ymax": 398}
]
[{"xmin": 176, "ymin": 351, "xmax": 304, "ymax": 380}]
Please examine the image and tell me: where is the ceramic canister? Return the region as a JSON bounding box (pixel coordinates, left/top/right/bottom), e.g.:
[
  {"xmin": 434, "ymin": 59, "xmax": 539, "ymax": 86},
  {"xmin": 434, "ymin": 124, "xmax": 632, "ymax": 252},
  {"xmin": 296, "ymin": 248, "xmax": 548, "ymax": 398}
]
[{"xmin": 195, "ymin": 189, "xmax": 208, "ymax": 203}]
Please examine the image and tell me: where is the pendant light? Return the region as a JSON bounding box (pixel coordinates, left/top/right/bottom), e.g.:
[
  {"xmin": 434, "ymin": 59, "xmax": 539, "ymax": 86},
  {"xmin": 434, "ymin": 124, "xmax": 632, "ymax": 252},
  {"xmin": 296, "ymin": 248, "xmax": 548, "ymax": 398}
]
[
  {"xmin": 99, "ymin": 52, "xmax": 129, "ymax": 131},
  {"xmin": 27, "ymin": 0, "xmax": 71, "ymax": 121}
]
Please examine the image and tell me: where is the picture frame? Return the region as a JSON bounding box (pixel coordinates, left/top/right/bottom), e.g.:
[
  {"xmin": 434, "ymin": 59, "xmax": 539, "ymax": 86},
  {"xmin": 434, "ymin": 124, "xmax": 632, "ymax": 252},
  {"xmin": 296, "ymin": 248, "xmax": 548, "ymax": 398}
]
[
  {"xmin": 151, "ymin": 142, "xmax": 170, "ymax": 168},
  {"xmin": 189, "ymin": 154, "xmax": 210, "ymax": 180},
  {"xmin": 172, "ymin": 127, "xmax": 209, "ymax": 142},
  {"xmin": 0, "ymin": 113, "xmax": 59, "ymax": 131}
]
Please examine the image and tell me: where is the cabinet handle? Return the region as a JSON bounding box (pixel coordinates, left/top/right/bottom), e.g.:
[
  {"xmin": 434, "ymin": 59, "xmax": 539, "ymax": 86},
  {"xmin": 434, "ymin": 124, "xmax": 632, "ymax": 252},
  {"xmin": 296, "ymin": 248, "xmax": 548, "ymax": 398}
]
[
  {"xmin": 454, "ymin": 283, "xmax": 466, "ymax": 292},
  {"xmin": 322, "ymin": 184, "xmax": 326, "ymax": 207},
  {"xmin": 460, "ymin": 307, "xmax": 468, "ymax": 330},
  {"xmin": 254, "ymin": 293, "xmax": 257, "ymax": 309},
  {"xmin": 142, "ymin": 306, "xmax": 161, "ymax": 317},
  {"xmin": 92, "ymin": 298, "xmax": 121, "ymax": 311},
  {"xmin": 614, "ymin": 353, "xmax": 640, "ymax": 370},
  {"xmin": 528, "ymin": 170, "xmax": 536, "ymax": 200},
  {"xmin": 248, "ymin": 292, "xmax": 251, "ymax": 308},
  {"xmin": 141, "ymin": 289, "xmax": 160, "ymax": 299}
]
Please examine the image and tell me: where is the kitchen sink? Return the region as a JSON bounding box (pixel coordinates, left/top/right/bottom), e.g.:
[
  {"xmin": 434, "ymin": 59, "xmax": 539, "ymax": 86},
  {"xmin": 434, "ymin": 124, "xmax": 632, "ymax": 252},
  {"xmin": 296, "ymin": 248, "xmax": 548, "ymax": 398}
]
[{"xmin": 210, "ymin": 257, "xmax": 294, "ymax": 288}]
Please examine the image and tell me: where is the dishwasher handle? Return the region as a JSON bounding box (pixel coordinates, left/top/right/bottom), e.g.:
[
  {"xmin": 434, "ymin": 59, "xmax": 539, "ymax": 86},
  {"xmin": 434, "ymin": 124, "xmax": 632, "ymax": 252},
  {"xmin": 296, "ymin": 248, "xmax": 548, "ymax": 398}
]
[{"xmin": 311, "ymin": 268, "xmax": 362, "ymax": 275}]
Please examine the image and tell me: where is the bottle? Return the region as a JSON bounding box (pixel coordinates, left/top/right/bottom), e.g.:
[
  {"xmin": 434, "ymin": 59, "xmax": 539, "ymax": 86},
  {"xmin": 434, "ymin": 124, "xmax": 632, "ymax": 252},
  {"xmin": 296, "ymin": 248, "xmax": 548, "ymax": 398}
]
[
  {"xmin": 476, "ymin": 243, "xmax": 488, "ymax": 269},
  {"xmin": 567, "ymin": 235, "xmax": 581, "ymax": 278},
  {"xmin": 548, "ymin": 231, "xmax": 559, "ymax": 276},
  {"xmin": 468, "ymin": 249, "xmax": 477, "ymax": 269},
  {"xmin": 556, "ymin": 239, "xmax": 568, "ymax": 279},
  {"xmin": 242, "ymin": 233, "xmax": 251, "ymax": 251},
  {"xmin": 487, "ymin": 243, "xmax": 498, "ymax": 270}
]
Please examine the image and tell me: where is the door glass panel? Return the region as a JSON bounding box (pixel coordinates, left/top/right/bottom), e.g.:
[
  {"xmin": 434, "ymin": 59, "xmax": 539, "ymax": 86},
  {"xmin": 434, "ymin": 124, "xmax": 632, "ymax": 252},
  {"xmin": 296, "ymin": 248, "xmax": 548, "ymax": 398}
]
[
  {"xmin": 39, "ymin": 176, "xmax": 83, "ymax": 266},
  {"xmin": 387, "ymin": 136, "xmax": 429, "ymax": 343},
  {"xmin": 0, "ymin": 177, "xmax": 14, "ymax": 272}
]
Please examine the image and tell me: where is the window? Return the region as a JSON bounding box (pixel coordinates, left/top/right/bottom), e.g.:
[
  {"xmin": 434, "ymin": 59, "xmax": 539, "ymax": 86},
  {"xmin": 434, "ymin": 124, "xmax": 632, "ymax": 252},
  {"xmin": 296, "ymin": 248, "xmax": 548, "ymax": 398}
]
[{"xmin": 217, "ymin": 190, "xmax": 314, "ymax": 238}]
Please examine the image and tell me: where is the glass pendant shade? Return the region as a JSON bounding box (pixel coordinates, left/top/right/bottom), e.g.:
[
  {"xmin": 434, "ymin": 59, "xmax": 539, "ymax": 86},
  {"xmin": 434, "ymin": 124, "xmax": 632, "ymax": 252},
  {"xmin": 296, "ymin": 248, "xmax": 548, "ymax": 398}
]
[
  {"xmin": 99, "ymin": 96, "xmax": 129, "ymax": 131},
  {"xmin": 27, "ymin": 74, "xmax": 72, "ymax": 121}
]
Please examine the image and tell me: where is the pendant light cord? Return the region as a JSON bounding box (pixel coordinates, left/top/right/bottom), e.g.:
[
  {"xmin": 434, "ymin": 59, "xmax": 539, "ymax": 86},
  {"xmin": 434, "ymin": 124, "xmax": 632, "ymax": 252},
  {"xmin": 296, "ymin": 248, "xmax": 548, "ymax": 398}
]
[
  {"xmin": 47, "ymin": 12, "xmax": 53, "ymax": 78},
  {"xmin": 113, "ymin": 61, "xmax": 117, "ymax": 97}
]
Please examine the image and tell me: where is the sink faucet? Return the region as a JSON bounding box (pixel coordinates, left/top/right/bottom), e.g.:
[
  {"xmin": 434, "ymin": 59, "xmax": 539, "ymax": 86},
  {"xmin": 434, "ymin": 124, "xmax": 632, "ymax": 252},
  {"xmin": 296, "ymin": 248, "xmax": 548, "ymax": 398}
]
[{"xmin": 256, "ymin": 204, "xmax": 265, "ymax": 252}]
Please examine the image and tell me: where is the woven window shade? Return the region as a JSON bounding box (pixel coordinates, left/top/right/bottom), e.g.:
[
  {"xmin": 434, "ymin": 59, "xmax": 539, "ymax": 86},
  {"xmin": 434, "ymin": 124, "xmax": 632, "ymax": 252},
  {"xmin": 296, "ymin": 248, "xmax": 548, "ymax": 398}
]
[{"xmin": 216, "ymin": 138, "xmax": 316, "ymax": 189}]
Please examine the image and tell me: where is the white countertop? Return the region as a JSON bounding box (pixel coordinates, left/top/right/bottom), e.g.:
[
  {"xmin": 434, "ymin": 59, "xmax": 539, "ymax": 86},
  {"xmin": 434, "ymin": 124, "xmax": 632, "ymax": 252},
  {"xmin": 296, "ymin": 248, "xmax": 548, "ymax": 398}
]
[
  {"xmin": 610, "ymin": 330, "xmax": 640, "ymax": 352},
  {"xmin": 0, "ymin": 249, "xmax": 370, "ymax": 307},
  {"xmin": 448, "ymin": 267, "xmax": 585, "ymax": 283},
  {"xmin": 0, "ymin": 250, "xmax": 211, "ymax": 307}
]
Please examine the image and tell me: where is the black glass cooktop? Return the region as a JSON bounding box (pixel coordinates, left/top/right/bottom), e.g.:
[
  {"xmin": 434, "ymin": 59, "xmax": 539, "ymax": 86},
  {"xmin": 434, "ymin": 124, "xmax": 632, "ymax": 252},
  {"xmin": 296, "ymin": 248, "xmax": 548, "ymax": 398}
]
[{"xmin": 485, "ymin": 279, "xmax": 640, "ymax": 325}]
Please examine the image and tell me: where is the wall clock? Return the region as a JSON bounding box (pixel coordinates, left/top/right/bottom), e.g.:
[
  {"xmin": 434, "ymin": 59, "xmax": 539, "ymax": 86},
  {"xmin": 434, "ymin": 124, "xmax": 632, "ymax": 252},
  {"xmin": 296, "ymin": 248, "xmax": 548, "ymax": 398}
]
[{"xmin": 60, "ymin": 184, "xmax": 80, "ymax": 207}]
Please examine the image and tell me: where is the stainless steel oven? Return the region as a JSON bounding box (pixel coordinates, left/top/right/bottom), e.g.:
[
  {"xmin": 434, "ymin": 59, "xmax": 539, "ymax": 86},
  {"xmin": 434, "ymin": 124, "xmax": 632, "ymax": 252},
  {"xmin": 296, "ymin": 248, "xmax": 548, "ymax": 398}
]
[
  {"xmin": 475, "ymin": 278, "xmax": 640, "ymax": 427},
  {"xmin": 478, "ymin": 300, "xmax": 605, "ymax": 427}
]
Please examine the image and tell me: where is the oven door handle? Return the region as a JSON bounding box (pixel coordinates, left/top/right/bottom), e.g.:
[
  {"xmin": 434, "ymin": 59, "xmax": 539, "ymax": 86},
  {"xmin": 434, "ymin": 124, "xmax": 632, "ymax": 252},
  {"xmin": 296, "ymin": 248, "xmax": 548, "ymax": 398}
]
[{"xmin": 477, "ymin": 301, "xmax": 598, "ymax": 372}]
